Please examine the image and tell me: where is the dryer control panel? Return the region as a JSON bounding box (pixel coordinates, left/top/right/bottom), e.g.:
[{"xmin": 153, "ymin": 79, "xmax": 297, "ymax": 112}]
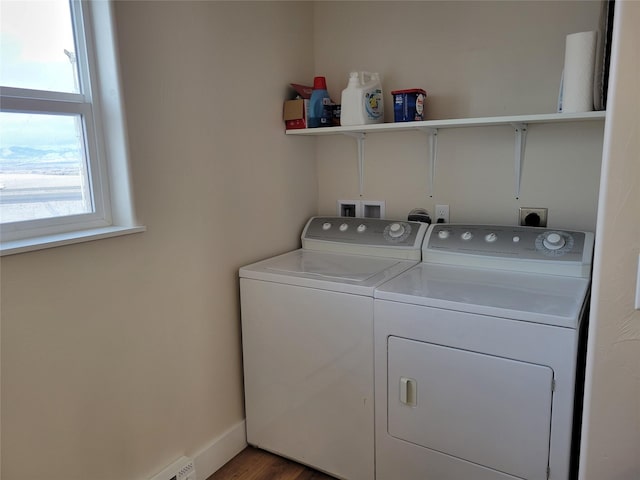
[
  {"xmin": 302, "ymin": 217, "xmax": 429, "ymax": 261},
  {"xmin": 424, "ymin": 224, "xmax": 595, "ymax": 277}
]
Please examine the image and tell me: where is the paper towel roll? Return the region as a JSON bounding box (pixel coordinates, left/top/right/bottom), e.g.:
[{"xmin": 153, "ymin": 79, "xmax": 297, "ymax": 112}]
[{"xmin": 562, "ymin": 31, "xmax": 597, "ymax": 113}]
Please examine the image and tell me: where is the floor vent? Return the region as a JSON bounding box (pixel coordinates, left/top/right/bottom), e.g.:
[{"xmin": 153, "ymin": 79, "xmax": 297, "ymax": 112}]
[{"xmin": 149, "ymin": 456, "xmax": 196, "ymax": 480}]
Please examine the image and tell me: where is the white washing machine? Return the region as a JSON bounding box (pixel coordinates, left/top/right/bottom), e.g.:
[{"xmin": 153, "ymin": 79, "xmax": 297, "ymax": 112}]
[
  {"xmin": 374, "ymin": 224, "xmax": 594, "ymax": 480},
  {"xmin": 239, "ymin": 216, "xmax": 428, "ymax": 480}
]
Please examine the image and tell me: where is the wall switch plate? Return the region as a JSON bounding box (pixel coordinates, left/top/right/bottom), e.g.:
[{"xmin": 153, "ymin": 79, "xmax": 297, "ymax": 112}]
[
  {"xmin": 519, "ymin": 207, "xmax": 548, "ymax": 227},
  {"xmin": 435, "ymin": 204, "xmax": 449, "ymax": 223}
]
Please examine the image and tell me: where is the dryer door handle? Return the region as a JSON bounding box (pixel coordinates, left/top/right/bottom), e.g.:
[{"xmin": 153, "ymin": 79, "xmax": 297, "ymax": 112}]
[{"xmin": 400, "ymin": 377, "xmax": 417, "ymax": 406}]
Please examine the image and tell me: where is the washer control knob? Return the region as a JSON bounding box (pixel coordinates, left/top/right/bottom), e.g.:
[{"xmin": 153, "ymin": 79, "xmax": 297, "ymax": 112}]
[
  {"xmin": 513, "ymin": 236, "xmax": 520, "ymax": 243},
  {"xmin": 437, "ymin": 230, "xmax": 450, "ymax": 240},
  {"xmin": 388, "ymin": 223, "xmax": 405, "ymax": 238},
  {"xmin": 485, "ymin": 233, "xmax": 498, "ymax": 243},
  {"xmin": 461, "ymin": 231, "xmax": 473, "ymax": 241},
  {"xmin": 322, "ymin": 222, "xmax": 332, "ymax": 230},
  {"xmin": 544, "ymin": 232, "xmax": 565, "ymax": 250},
  {"xmin": 357, "ymin": 224, "xmax": 367, "ymax": 233},
  {"xmin": 339, "ymin": 223, "xmax": 349, "ymax": 232}
]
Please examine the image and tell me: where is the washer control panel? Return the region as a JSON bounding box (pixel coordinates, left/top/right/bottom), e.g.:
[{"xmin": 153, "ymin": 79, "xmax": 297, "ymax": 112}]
[
  {"xmin": 424, "ymin": 224, "xmax": 595, "ymax": 276},
  {"xmin": 305, "ymin": 216, "xmax": 422, "ymax": 246},
  {"xmin": 302, "ymin": 217, "xmax": 429, "ymax": 261}
]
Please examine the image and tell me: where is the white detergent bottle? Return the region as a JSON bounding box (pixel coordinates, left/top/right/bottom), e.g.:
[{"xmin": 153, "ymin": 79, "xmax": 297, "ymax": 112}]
[{"xmin": 340, "ymin": 72, "xmax": 384, "ymax": 126}]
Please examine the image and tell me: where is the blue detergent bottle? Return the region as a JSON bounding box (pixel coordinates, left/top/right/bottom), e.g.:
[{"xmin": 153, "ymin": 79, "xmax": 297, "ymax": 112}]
[{"xmin": 308, "ymin": 76, "xmax": 332, "ymax": 128}]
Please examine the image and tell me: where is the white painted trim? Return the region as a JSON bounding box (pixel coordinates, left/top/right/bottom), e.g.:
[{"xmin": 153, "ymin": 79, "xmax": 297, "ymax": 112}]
[
  {"xmin": 193, "ymin": 420, "xmax": 247, "ymax": 480},
  {"xmin": 0, "ymin": 1, "xmax": 141, "ymax": 247},
  {"xmin": 579, "ymin": 1, "xmax": 640, "ymax": 478},
  {"xmin": 0, "ymin": 225, "xmax": 146, "ymax": 256}
]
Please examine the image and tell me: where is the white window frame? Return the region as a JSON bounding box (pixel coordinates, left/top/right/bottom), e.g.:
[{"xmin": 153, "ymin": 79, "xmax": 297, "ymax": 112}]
[{"xmin": 0, "ymin": 0, "xmax": 144, "ymax": 255}]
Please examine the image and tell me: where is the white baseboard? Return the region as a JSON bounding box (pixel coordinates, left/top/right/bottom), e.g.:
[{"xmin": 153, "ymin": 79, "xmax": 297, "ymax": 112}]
[{"xmin": 193, "ymin": 420, "xmax": 247, "ymax": 480}]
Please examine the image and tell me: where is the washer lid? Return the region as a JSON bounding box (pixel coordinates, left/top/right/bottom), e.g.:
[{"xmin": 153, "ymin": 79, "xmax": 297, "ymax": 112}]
[
  {"xmin": 240, "ymin": 249, "xmax": 418, "ymax": 296},
  {"xmin": 375, "ymin": 263, "xmax": 590, "ymax": 328}
]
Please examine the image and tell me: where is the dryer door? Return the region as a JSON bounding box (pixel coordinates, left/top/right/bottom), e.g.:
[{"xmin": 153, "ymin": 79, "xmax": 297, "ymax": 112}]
[{"xmin": 388, "ymin": 336, "xmax": 553, "ymax": 480}]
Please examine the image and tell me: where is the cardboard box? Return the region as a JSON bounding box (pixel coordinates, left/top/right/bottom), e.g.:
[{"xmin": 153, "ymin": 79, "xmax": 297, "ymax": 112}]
[
  {"xmin": 331, "ymin": 104, "xmax": 341, "ymax": 126},
  {"xmin": 392, "ymin": 89, "xmax": 427, "ymax": 122},
  {"xmin": 283, "ymin": 98, "xmax": 309, "ymax": 130}
]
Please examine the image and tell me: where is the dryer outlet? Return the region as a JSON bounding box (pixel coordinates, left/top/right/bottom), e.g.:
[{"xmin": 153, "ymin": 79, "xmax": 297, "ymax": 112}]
[{"xmin": 519, "ymin": 207, "xmax": 548, "ymax": 227}]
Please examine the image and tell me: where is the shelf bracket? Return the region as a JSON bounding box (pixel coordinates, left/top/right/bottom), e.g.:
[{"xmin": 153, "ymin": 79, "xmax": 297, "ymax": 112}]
[
  {"xmin": 511, "ymin": 123, "xmax": 528, "ymax": 199},
  {"xmin": 343, "ymin": 132, "xmax": 366, "ymax": 196},
  {"xmin": 417, "ymin": 127, "xmax": 438, "ymax": 197}
]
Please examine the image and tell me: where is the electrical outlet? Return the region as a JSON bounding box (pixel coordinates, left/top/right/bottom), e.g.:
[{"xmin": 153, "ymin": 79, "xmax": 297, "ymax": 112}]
[
  {"xmin": 435, "ymin": 204, "xmax": 449, "ymax": 223},
  {"xmin": 519, "ymin": 207, "xmax": 548, "ymax": 227}
]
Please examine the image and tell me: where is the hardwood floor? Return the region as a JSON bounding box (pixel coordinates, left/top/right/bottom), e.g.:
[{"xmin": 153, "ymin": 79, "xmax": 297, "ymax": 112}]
[{"xmin": 207, "ymin": 447, "xmax": 337, "ymax": 480}]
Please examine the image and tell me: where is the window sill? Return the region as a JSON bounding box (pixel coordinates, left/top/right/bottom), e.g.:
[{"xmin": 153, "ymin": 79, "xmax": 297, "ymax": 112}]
[{"xmin": 0, "ymin": 225, "xmax": 146, "ymax": 256}]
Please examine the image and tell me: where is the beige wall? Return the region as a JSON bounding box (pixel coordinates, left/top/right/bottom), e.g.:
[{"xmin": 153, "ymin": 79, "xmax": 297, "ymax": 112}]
[
  {"xmin": 0, "ymin": 2, "xmax": 315, "ymax": 479},
  {"xmin": 314, "ymin": 1, "xmax": 603, "ymax": 231},
  {"xmin": 580, "ymin": 1, "xmax": 640, "ymax": 478},
  {"xmin": 2, "ymin": 1, "xmax": 627, "ymax": 480}
]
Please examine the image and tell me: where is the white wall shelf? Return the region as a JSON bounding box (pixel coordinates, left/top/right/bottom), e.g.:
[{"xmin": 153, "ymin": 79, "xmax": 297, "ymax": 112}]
[
  {"xmin": 286, "ymin": 111, "xmax": 606, "ymax": 198},
  {"xmin": 285, "ymin": 111, "xmax": 606, "ymax": 136}
]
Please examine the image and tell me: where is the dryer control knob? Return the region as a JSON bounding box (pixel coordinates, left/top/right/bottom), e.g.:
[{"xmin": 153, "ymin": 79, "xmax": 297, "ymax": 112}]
[
  {"xmin": 339, "ymin": 223, "xmax": 349, "ymax": 232},
  {"xmin": 322, "ymin": 222, "xmax": 332, "ymax": 230},
  {"xmin": 544, "ymin": 232, "xmax": 565, "ymax": 250},
  {"xmin": 461, "ymin": 231, "xmax": 473, "ymax": 241},
  {"xmin": 357, "ymin": 224, "xmax": 367, "ymax": 233},
  {"xmin": 388, "ymin": 223, "xmax": 405, "ymax": 238},
  {"xmin": 438, "ymin": 230, "xmax": 450, "ymax": 240},
  {"xmin": 485, "ymin": 233, "xmax": 498, "ymax": 243}
]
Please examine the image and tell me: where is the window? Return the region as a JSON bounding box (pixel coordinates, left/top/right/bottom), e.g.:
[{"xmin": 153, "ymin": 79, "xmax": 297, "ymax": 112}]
[{"xmin": 0, "ymin": 0, "xmax": 143, "ymax": 255}]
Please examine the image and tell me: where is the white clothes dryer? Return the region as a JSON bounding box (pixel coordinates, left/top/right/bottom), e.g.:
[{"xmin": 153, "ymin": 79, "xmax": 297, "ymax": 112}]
[
  {"xmin": 374, "ymin": 224, "xmax": 594, "ymax": 480},
  {"xmin": 239, "ymin": 216, "xmax": 428, "ymax": 480}
]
